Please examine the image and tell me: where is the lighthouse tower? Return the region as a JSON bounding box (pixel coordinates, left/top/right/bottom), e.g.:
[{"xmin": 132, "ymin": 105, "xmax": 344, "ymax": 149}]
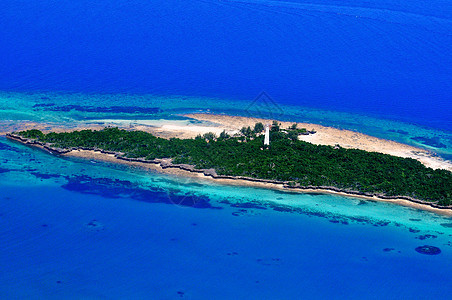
[{"xmin": 264, "ymin": 124, "xmax": 270, "ymax": 146}]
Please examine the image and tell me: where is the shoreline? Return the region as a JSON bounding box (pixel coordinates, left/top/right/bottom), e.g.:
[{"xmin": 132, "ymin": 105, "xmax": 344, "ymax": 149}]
[
  {"xmin": 6, "ymin": 133, "xmax": 452, "ymax": 216},
  {"xmin": 2, "ymin": 113, "xmax": 451, "ymax": 171}
]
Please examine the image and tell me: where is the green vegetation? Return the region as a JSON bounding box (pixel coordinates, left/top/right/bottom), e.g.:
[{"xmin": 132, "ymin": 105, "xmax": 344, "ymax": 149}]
[
  {"xmin": 240, "ymin": 126, "xmax": 253, "ymax": 138},
  {"xmin": 16, "ymin": 126, "xmax": 452, "ymax": 206},
  {"xmin": 254, "ymin": 122, "xmax": 264, "ymax": 133}
]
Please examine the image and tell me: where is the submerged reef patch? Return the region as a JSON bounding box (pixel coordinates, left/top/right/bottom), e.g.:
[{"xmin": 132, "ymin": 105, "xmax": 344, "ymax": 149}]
[
  {"xmin": 32, "ymin": 103, "xmax": 56, "ymax": 108},
  {"xmin": 416, "ymin": 234, "xmax": 437, "ymax": 240},
  {"xmin": 85, "ymin": 219, "xmax": 105, "ymax": 231},
  {"xmin": 411, "ymin": 136, "xmax": 446, "ymax": 148},
  {"xmin": 231, "ymin": 209, "xmax": 248, "ymax": 216},
  {"xmin": 229, "ymin": 201, "xmax": 267, "ymax": 210},
  {"xmin": 415, "ymin": 245, "xmax": 441, "ymax": 255},
  {"xmin": 0, "ymin": 167, "xmax": 10, "ymax": 174},
  {"xmin": 388, "ymin": 129, "xmax": 409, "ymax": 135},
  {"xmin": 31, "ymin": 172, "xmax": 61, "ymax": 180},
  {"xmin": 0, "ymin": 142, "xmax": 20, "ymax": 152},
  {"xmin": 33, "ymin": 104, "xmax": 161, "ymax": 114},
  {"xmin": 61, "ymin": 175, "xmax": 216, "ymax": 209}
]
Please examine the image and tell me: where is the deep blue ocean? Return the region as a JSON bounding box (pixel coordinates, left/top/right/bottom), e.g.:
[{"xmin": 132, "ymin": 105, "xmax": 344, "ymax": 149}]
[
  {"xmin": 1, "ymin": 0, "xmax": 451, "ymax": 130},
  {"xmin": 1, "ymin": 0, "xmax": 451, "ymax": 298}
]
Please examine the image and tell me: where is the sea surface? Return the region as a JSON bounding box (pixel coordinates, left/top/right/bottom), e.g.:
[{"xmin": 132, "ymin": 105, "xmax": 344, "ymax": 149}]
[
  {"xmin": 1, "ymin": 0, "xmax": 452, "ymax": 298},
  {"xmin": 1, "ymin": 136, "xmax": 451, "ymax": 298}
]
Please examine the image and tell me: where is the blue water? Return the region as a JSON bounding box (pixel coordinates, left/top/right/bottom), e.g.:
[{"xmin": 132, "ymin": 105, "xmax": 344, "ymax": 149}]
[
  {"xmin": 1, "ymin": 0, "xmax": 452, "ymax": 298},
  {"xmin": 1, "ymin": 137, "xmax": 451, "ymax": 298},
  {"xmin": 0, "ymin": 0, "xmax": 451, "ymax": 130}
]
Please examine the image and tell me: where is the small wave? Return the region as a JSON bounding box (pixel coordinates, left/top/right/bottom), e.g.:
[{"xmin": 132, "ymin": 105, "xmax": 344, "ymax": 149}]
[{"xmin": 217, "ymin": 0, "xmax": 452, "ymax": 32}]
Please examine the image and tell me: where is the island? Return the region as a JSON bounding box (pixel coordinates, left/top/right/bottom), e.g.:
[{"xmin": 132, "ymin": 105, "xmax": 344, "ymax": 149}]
[{"xmin": 7, "ymin": 120, "xmax": 452, "ymax": 212}]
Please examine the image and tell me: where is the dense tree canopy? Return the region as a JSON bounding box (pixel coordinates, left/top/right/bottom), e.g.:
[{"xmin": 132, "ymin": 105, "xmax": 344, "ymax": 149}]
[{"xmin": 17, "ymin": 127, "xmax": 452, "ymax": 206}]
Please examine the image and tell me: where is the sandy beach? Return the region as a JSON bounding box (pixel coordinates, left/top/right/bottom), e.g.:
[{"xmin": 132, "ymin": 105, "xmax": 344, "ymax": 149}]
[{"xmin": 63, "ymin": 148, "xmax": 452, "ymax": 216}]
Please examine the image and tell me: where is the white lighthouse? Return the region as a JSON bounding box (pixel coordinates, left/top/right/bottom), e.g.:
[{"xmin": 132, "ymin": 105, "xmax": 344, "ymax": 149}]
[{"xmin": 264, "ymin": 124, "xmax": 270, "ymax": 146}]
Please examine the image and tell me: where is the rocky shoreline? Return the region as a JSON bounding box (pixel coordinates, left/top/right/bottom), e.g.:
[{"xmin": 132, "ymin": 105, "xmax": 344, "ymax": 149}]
[{"xmin": 6, "ymin": 133, "xmax": 452, "ymax": 213}]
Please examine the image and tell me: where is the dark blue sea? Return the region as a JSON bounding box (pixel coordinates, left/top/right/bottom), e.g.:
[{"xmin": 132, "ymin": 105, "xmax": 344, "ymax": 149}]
[{"xmin": 0, "ymin": 0, "xmax": 451, "ymax": 298}]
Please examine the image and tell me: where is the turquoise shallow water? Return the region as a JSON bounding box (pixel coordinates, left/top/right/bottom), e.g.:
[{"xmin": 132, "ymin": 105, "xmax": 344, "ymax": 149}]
[
  {"xmin": 1, "ymin": 91, "xmax": 451, "ymax": 160},
  {"xmin": 0, "ymin": 93, "xmax": 451, "ymax": 298}
]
